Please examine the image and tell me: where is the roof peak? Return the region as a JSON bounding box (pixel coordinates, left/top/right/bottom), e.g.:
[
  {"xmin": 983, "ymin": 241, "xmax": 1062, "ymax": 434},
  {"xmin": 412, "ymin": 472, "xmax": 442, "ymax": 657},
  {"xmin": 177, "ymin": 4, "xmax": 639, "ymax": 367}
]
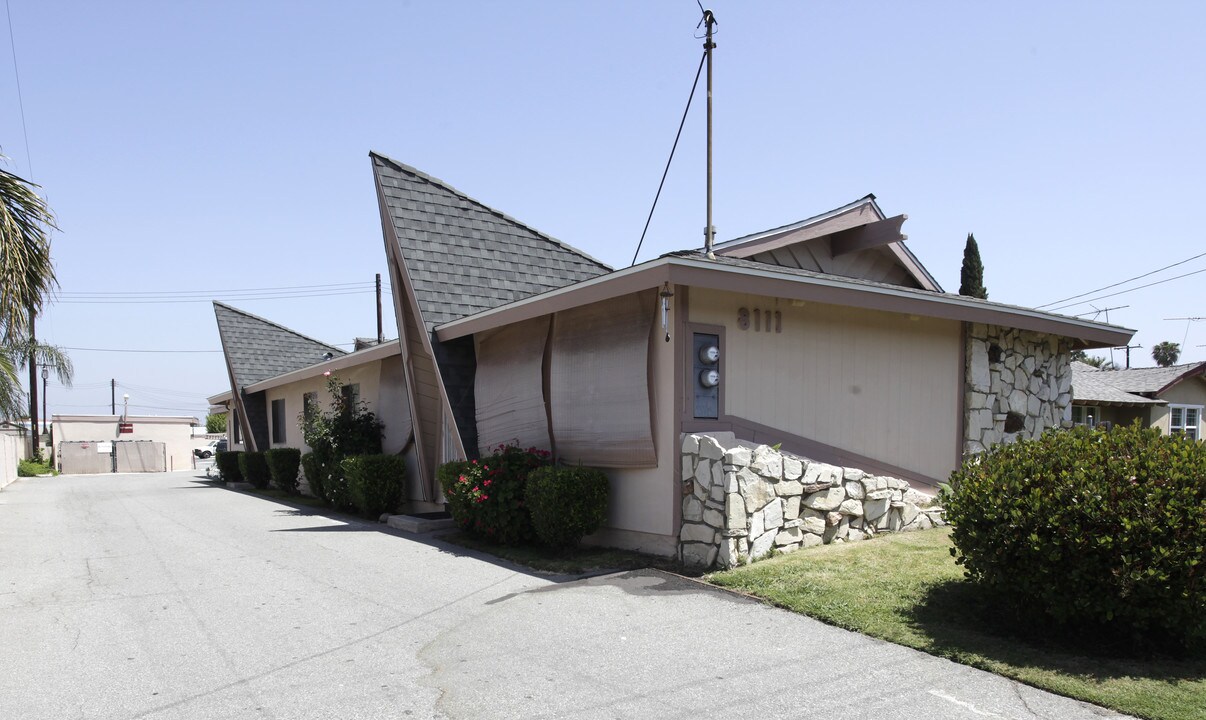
[
  {"xmin": 213, "ymin": 301, "xmax": 347, "ymax": 357},
  {"xmin": 369, "ymin": 151, "xmax": 611, "ymax": 273}
]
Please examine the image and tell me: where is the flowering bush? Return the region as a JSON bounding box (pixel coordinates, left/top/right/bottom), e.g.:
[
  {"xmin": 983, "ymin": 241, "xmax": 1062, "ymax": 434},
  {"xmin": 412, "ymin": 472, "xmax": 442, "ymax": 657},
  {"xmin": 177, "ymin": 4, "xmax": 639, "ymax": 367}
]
[{"xmin": 438, "ymin": 444, "xmax": 552, "ymax": 545}]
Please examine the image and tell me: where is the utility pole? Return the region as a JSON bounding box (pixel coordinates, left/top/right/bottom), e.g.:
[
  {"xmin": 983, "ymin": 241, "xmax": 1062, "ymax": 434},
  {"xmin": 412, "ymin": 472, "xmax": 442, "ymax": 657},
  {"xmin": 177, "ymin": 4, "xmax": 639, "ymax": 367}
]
[
  {"xmin": 703, "ymin": 8, "xmax": 717, "ymax": 259},
  {"xmin": 111, "ymin": 379, "xmax": 116, "ymax": 415},
  {"xmin": 1114, "ymin": 344, "xmax": 1142, "ymax": 369},
  {"xmin": 28, "ymin": 309, "xmax": 39, "ymax": 458},
  {"xmin": 375, "ymin": 273, "xmax": 384, "ymax": 343}
]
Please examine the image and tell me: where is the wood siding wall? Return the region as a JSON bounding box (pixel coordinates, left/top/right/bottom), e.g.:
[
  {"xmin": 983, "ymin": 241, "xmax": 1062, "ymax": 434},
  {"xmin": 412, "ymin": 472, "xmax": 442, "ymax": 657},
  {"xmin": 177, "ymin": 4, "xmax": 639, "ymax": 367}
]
[{"xmin": 690, "ymin": 289, "xmax": 961, "ymax": 480}]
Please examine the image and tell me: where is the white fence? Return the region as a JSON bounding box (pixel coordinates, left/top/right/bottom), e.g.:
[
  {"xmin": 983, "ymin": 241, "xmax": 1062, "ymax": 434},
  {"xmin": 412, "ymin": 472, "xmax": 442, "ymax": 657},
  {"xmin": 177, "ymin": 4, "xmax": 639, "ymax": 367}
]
[{"xmin": 1, "ymin": 434, "xmax": 18, "ymax": 490}]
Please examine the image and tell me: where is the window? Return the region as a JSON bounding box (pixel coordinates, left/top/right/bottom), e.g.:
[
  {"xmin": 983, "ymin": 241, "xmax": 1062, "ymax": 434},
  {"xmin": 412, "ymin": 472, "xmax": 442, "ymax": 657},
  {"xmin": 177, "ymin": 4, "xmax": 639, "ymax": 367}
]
[
  {"xmin": 271, "ymin": 399, "xmax": 286, "ymax": 444},
  {"xmin": 1071, "ymin": 405, "xmax": 1099, "ymax": 427},
  {"xmin": 1170, "ymin": 404, "xmax": 1202, "ymax": 440},
  {"xmin": 303, "ymin": 392, "xmax": 318, "ymax": 423},
  {"xmin": 232, "ymin": 409, "xmax": 241, "ymax": 444},
  {"xmin": 341, "ymin": 383, "xmax": 360, "ymax": 413}
]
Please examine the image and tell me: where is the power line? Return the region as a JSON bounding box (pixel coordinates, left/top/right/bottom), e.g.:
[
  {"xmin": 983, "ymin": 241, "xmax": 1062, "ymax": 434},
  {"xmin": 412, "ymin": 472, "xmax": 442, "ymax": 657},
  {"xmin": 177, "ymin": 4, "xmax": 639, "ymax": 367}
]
[
  {"xmin": 63, "ymin": 346, "xmax": 222, "ymax": 353},
  {"xmin": 631, "ymin": 50, "xmax": 708, "ymax": 267},
  {"xmin": 55, "ymin": 288, "xmax": 380, "ymax": 304},
  {"xmin": 58, "ymin": 280, "xmax": 384, "ymax": 297},
  {"xmin": 1038, "ymin": 250, "xmax": 1206, "ymax": 309},
  {"xmin": 1047, "ymin": 266, "xmax": 1206, "ymax": 312},
  {"xmin": 5, "ymin": 0, "xmax": 34, "ymax": 180}
]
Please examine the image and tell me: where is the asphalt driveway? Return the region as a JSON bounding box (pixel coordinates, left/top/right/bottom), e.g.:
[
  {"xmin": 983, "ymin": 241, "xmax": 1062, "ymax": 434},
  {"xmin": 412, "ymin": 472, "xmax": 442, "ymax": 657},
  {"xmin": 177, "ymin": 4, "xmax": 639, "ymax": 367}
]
[{"xmin": 0, "ymin": 471, "xmax": 1128, "ymax": 719}]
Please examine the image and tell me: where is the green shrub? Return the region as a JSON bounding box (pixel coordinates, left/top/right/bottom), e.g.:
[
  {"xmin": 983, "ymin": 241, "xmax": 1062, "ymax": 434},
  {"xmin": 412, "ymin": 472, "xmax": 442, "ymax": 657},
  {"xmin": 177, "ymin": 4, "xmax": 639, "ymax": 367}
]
[
  {"xmin": 298, "ymin": 376, "xmax": 384, "ymax": 511},
  {"xmin": 342, "ymin": 454, "xmax": 406, "ymax": 518},
  {"xmin": 265, "ymin": 448, "xmax": 302, "ymax": 494},
  {"xmin": 17, "ymin": 458, "xmax": 55, "ymax": 477},
  {"xmin": 438, "ymin": 444, "xmax": 551, "ymax": 545},
  {"xmin": 238, "ymin": 451, "xmax": 270, "ymax": 489},
  {"xmin": 301, "ymin": 451, "xmax": 328, "ymax": 501},
  {"xmin": 215, "ymin": 450, "xmax": 243, "ymax": 483},
  {"xmin": 943, "ymin": 422, "xmax": 1206, "ymax": 651},
  {"xmin": 525, "ymin": 465, "xmax": 609, "ymax": 548}
]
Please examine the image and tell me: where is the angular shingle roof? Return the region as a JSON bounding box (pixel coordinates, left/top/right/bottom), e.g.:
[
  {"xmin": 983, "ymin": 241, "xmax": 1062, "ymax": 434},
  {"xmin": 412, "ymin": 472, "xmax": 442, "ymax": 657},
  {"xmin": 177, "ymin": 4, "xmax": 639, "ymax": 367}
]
[
  {"xmin": 213, "ymin": 302, "xmax": 346, "ymax": 389},
  {"xmin": 1081, "ymin": 361, "xmax": 1206, "ymax": 394},
  {"xmin": 371, "ymin": 152, "xmax": 612, "ymax": 332},
  {"xmin": 1071, "ymin": 362, "xmax": 1166, "ymax": 406}
]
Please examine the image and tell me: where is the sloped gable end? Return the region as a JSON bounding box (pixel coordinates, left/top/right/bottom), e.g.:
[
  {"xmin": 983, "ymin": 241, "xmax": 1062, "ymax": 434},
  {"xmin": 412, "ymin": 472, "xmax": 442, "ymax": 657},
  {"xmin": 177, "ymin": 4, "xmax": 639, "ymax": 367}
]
[
  {"xmin": 371, "ymin": 153, "xmax": 612, "ymax": 333},
  {"xmin": 213, "ymin": 302, "xmax": 347, "ymax": 389}
]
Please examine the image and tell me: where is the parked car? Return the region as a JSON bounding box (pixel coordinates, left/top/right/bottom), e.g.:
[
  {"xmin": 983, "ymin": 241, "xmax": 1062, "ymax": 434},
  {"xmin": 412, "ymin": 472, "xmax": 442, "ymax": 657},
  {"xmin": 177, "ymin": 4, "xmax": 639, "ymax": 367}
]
[{"xmin": 194, "ymin": 439, "xmax": 227, "ymax": 458}]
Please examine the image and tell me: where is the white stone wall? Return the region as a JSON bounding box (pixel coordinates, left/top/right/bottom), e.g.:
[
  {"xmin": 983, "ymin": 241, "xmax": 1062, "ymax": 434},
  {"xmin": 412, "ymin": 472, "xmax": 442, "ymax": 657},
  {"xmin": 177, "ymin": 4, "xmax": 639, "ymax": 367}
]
[
  {"xmin": 964, "ymin": 324, "xmax": 1072, "ymax": 455},
  {"xmin": 680, "ymin": 434, "xmax": 945, "ymax": 569}
]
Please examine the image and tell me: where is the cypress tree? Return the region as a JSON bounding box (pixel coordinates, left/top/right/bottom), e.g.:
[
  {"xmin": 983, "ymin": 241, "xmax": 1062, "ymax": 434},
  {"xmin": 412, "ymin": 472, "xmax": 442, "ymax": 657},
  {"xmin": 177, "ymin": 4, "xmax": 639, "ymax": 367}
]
[{"xmin": 959, "ymin": 233, "xmax": 988, "ymax": 299}]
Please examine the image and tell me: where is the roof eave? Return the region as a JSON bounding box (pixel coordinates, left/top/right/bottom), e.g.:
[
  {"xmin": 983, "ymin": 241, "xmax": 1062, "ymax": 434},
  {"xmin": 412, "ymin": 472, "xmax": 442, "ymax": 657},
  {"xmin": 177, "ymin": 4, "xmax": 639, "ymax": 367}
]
[
  {"xmin": 435, "ymin": 255, "xmax": 1133, "ymax": 347},
  {"xmin": 242, "ymin": 340, "xmax": 402, "ymax": 395}
]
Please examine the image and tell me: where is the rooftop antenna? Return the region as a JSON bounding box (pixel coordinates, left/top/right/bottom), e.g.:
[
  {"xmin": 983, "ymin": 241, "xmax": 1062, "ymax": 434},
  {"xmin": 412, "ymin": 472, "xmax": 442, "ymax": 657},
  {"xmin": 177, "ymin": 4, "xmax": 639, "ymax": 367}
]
[{"xmin": 700, "ymin": 5, "xmax": 718, "ymax": 259}]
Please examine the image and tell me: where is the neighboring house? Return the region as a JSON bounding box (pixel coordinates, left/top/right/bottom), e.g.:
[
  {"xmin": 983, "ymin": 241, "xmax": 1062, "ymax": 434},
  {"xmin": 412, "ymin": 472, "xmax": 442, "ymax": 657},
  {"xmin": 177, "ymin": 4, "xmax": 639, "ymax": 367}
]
[
  {"xmin": 211, "ymin": 152, "xmax": 1135, "ymax": 556},
  {"xmin": 52, "ymin": 414, "xmax": 199, "ymax": 473},
  {"xmin": 1071, "ymin": 361, "xmax": 1206, "ymax": 439},
  {"xmin": 208, "ymin": 304, "xmax": 414, "ymax": 480}
]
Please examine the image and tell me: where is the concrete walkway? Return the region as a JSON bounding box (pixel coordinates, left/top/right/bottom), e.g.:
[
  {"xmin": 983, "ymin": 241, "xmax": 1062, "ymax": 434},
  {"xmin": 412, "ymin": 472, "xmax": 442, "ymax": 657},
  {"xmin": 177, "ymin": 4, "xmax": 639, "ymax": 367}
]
[{"xmin": 0, "ymin": 471, "xmax": 1128, "ymax": 719}]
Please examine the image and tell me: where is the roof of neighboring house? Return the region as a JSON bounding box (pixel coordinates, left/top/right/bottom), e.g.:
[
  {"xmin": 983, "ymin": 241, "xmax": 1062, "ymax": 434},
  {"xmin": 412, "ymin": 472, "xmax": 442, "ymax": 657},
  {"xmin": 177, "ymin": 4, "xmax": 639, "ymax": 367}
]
[
  {"xmin": 371, "ymin": 152, "xmax": 612, "ymax": 333},
  {"xmin": 213, "ymin": 302, "xmax": 347, "ymax": 390},
  {"xmin": 435, "ymin": 250, "xmax": 1135, "ymax": 348},
  {"xmin": 1070, "ymin": 362, "xmax": 1167, "ymax": 406},
  {"xmin": 1073, "ymin": 361, "xmax": 1206, "ymax": 396}
]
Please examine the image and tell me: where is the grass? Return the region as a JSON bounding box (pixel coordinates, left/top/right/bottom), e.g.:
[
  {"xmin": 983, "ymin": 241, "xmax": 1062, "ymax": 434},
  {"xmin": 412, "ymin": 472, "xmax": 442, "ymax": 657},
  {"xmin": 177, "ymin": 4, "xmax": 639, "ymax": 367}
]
[
  {"xmin": 707, "ymin": 528, "xmax": 1205, "ymax": 720},
  {"xmin": 442, "ymin": 532, "xmax": 693, "ymax": 576}
]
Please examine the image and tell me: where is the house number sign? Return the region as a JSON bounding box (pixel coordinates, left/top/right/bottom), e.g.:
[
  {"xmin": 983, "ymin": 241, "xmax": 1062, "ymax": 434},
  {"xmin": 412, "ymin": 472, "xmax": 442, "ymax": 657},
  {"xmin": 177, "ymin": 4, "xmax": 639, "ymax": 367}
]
[{"xmin": 737, "ymin": 307, "xmax": 782, "ymax": 333}]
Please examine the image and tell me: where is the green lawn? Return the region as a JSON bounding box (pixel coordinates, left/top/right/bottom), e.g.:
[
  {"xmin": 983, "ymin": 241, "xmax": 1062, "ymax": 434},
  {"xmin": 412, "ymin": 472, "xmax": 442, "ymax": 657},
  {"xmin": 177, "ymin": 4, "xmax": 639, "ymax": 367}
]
[{"xmin": 707, "ymin": 528, "xmax": 1205, "ymax": 720}]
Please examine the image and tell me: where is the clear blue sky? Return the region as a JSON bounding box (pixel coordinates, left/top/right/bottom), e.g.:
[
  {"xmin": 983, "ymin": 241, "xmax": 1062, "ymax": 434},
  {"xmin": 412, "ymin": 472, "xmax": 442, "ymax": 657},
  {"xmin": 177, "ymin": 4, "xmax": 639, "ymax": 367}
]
[{"xmin": 3, "ymin": 1, "xmax": 1204, "ymax": 422}]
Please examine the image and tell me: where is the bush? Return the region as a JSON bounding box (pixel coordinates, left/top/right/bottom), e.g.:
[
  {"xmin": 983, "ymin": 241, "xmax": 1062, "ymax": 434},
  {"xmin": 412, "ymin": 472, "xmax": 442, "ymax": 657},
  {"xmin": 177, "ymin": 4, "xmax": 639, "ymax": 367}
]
[
  {"xmin": 215, "ymin": 450, "xmax": 243, "ymax": 483},
  {"xmin": 264, "ymin": 448, "xmax": 302, "ymax": 493},
  {"xmin": 943, "ymin": 422, "xmax": 1206, "ymax": 651},
  {"xmin": 17, "ymin": 458, "xmax": 55, "ymax": 477},
  {"xmin": 343, "ymin": 454, "xmax": 406, "ymax": 518},
  {"xmin": 301, "ymin": 451, "xmax": 328, "ymax": 501},
  {"xmin": 525, "ymin": 465, "xmax": 609, "ymax": 548},
  {"xmin": 438, "ymin": 444, "xmax": 551, "ymax": 544},
  {"xmin": 238, "ymin": 451, "xmax": 270, "ymax": 489},
  {"xmin": 298, "ymin": 375, "xmax": 384, "ymax": 511}
]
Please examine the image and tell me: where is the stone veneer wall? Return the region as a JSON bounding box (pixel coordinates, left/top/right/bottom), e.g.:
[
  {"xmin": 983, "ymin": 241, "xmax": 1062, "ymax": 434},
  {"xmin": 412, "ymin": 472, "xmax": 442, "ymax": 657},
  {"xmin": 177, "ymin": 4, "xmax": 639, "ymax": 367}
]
[
  {"xmin": 679, "ymin": 433, "xmax": 945, "ymax": 569},
  {"xmin": 964, "ymin": 324, "xmax": 1073, "ymax": 455}
]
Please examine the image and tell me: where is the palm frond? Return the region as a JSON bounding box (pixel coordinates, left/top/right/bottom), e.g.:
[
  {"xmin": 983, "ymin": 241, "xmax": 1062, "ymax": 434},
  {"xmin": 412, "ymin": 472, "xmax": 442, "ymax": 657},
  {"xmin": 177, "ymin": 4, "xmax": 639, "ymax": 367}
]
[{"xmin": 0, "ymin": 158, "xmax": 58, "ymax": 339}]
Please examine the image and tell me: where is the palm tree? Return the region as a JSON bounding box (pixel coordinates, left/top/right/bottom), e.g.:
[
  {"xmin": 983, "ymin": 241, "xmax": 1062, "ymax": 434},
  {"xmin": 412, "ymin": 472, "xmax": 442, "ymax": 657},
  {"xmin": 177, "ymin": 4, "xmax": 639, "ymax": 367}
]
[
  {"xmin": 0, "ymin": 339, "xmax": 73, "ymax": 420},
  {"xmin": 0, "ymin": 160, "xmax": 57, "ymax": 339},
  {"xmin": 1151, "ymin": 341, "xmax": 1181, "ymax": 368},
  {"xmin": 0, "ymin": 155, "xmax": 59, "ymax": 422}
]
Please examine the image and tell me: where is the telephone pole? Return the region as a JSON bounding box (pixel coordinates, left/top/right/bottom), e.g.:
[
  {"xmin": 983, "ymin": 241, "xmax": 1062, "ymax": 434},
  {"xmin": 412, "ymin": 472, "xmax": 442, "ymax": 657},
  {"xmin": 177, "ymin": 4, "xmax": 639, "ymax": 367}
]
[{"xmin": 703, "ymin": 8, "xmax": 717, "ymax": 259}]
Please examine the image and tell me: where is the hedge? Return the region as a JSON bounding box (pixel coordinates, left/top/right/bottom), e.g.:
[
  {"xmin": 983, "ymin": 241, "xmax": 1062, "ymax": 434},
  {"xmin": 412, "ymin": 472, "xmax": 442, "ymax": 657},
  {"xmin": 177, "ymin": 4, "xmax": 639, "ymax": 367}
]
[
  {"xmin": 525, "ymin": 465, "xmax": 609, "ymax": 548},
  {"xmin": 342, "ymin": 454, "xmax": 406, "ymax": 518},
  {"xmin": 265, "ymin": 448, "xmax": 302, "ymax": 494},
  {"xmin": 238, "ymin": 451, "xmax": 270, "ymax": 489},
  {"xmin": 942, "ymin": 422, "xmax": 1206, "ymax": 651},
  {"xmin": 215, "ymin": 450, "xmax": 243, "ymax": 483}
]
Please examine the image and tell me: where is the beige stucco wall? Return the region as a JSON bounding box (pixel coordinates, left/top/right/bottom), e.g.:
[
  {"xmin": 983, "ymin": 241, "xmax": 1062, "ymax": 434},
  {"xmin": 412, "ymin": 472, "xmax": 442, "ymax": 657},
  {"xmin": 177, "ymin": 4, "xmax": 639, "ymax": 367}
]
[
  {"xmin": 689, "ymin": 289, "xmax": 962, "ymax": 480},
  {"xmin": 259, "ymin": 355, "xmax": 419, "ymax": 500},
  {"xmin": 54, "ymin": 416, "xmax": 197, "ymax": 472},
  {"xmin": 1, "ymin": 433, "xmax": 18, "ymax": 489},
  {"xmin": 1149, "ymin": 377, "xmax": 1206, "ymax": 435}
]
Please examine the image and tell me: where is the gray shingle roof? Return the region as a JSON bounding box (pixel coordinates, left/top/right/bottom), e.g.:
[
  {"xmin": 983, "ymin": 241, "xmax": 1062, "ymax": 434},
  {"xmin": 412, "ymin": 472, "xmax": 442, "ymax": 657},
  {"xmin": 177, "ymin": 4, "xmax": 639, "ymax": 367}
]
[
  {"xmin": 1070, "ymin": 362, "xmax": 1166, "ymax": 406},
  {"xmin": 371, "ymin": 152, "xmax": 612, "ymax": 333},
  {"xmin": 1079, "ymin": 362, "xmax": 1206, "ymax": 394},
  {"xmin": 213, "ymin": 302, "xmax": 346, "ymax": 390}
]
